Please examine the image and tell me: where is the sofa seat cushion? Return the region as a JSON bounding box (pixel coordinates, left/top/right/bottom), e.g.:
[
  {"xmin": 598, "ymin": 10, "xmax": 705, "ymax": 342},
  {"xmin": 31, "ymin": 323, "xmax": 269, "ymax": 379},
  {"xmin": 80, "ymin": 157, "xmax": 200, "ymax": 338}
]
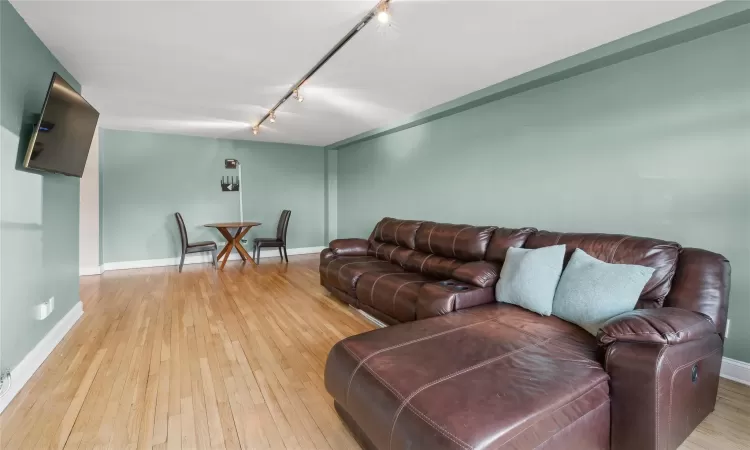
[
  {"xmin": 325, "ymin": 304, "xmax": 610, "ymax": 450},
  {"xmin": 356, "ymin": 272, "xmax": 439, "ymax": 323},
  {"xmin": 321, "ymin": 256, "xmax": 404, "ymax": 296}
]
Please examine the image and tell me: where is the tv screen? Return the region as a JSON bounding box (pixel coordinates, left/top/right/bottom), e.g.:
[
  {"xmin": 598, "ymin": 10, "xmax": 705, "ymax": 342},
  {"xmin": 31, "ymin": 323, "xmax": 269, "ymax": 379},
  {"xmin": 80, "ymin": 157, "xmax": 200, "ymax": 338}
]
[{"xmin": 23, "ymin": 73, "xmax": 99, "ymax": 177}]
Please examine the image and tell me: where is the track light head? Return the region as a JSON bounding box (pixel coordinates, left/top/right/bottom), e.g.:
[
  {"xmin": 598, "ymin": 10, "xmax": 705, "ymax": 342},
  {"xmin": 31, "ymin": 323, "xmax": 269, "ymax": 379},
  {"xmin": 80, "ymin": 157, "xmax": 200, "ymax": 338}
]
[
  {"xmin": 252, "ymin": 126, "xmax": 259, "ymax": 135},
  {"xmin": 377, "ymin": 3, "xmax": 390, "ymax": 24},
  {"xmin": 269, "ymin": 111, "xmax": 276, "ymax": 123},
  {"xmin": 293, "ymin": 89, "xmax": 304, "ymax": 102}
]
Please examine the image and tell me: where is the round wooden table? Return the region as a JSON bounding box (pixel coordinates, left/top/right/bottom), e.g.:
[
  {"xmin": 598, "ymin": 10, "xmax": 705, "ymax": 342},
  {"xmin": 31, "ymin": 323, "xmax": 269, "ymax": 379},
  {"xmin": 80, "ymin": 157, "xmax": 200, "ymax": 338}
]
[{"xmin": 204, "ymin": 221, "xmax": 262, "ymax": 269}]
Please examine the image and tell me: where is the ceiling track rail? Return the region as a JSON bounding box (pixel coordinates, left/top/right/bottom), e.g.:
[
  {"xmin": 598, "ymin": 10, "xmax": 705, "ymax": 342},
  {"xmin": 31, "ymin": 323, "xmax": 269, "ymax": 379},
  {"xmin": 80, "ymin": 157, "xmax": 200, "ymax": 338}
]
[{"xmin": 253, "ymin": 0, "xmax": 391, "ymax": 132}]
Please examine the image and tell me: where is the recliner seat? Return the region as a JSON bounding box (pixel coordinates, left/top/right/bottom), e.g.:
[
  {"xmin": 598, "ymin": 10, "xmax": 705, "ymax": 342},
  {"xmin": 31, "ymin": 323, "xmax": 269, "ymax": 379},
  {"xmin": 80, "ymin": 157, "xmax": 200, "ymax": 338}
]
[
  {"xmin": 321, "ymin": 217, "xmax": 730, "ymax": 450},
  {"xmin": 320, "ymin": 217, "xmax": 534, "ymax": 323}
]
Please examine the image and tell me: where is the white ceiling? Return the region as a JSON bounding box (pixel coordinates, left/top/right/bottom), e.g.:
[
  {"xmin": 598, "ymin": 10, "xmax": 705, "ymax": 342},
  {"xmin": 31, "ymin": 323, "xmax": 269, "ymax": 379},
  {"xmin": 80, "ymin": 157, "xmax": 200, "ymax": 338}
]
[{"xmin": 12, "ymin": 0, "xmax": 717, "ymax": 147}]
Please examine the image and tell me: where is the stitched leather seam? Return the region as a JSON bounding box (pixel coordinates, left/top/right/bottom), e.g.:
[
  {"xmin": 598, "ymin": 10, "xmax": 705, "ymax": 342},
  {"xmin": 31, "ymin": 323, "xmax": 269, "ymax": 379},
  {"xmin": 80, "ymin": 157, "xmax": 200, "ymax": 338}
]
[
  {"xmin": 388, "ymin": 337, "xmax": 554, "ymax": 449},
  {"xmin": 604, "ymin": 344, "xmax": 616, "ymax": 370},
  {"xmin": 357, "ymin": 360, "xmax": 472, "ymax": 449},
  {"xmin": 368, "ymin": 273, "xmax": 401, "ymax": 306},
  {"xmin": 605, "ymin": 321, "xmax": 716, "ymax": 344},
  {"xmin": 531, "ymin": 400, "xmax": 610, "ymax": 450},
  {"xmin": 665, "ymin": 318, "xmax": 715, "ymax": 344},
  {"xmin": 655, "ymin": 344, "xmax": 669, "ymax": 449},
  {"xmin": 608, "ymin": 236, "xmax": 629, "ymax": 263},
  {"xmin": 388, "ymin": 246, "xmax": 398, "ymax": 261},
  {"xmin": 405, "ymin": 401, "xmax": 473, "ymax": 449},
  {"xmin": 326, "ymin": 257, "xmax": 369, "ymax": 281},
  {"xmin": 351, "ymin": 358, "xmax": 471, "ymax": 449},
  {"xmin": 543, "ymin": 341, "xmax": 603, "ymax": 368},
  {"xmin": 451, "ymin": 226, "xmax": 472, "ymax": 258},
  {"xmin": 663, "ymin": 355, "xmax": 674, "ymax": 373},
  {"xmin": 498, "ymin": 382, "xmax": 610, "ymax": 448},
  {"xmin": 419, "ymin": 254, "xmax": 434, "ymax": 273},
  {"xmin": 604, "ymin": 330, "xmax": 663, "ymax": 337},
  {"xmin": 391, "ymin": 281, "xmax": 423, "ymax": 318},
  {"xmin": 393, "ymin": 221, "xmax": 403, "ymax": 247},
  {"xmin": 427, "ymin": 224, "xmax": 436, "ymax": 254},
  {"xmin": 656, "ymin": 252, "xmax": 680, "ymax": 306},
  {"xmin": 343, "ymin": 319, "xmax": 496, "ymax": 407},
  {"xmin": 322, "ymin": 258, "xmax": 336, "ymax": 279},
  {"xmin": 336, "ymin": 260, "xmax": 382, "ymax": 284},
  {"xmin": 373, "ymin": 242, "xmax": 386, "ymax": 258},
  {"xmin": 667, "ymin": 347, "xmax": 721, "ymax": 450},
  {"xmin": 380, "ymin": 219, "xmax": 388, "ymax": 241},
  {"xmin": 340, "ymin": 342, "xmax": 361, "ymax": 365},
  {"xmin": 553, "ymin": 233, "xmax": 562, "ymax": 245}
]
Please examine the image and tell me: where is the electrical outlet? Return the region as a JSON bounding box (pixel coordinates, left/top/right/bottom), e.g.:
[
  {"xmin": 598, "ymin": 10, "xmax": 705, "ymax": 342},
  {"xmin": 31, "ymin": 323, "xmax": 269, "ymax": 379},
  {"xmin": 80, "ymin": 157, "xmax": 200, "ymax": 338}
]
[
  {"xmin": 34, "ymin": 297, "xmax": 55, "ymax": 320},
  {"xmin": 725, "ymin": 319, "xmax": 731, "ymax": 339}
]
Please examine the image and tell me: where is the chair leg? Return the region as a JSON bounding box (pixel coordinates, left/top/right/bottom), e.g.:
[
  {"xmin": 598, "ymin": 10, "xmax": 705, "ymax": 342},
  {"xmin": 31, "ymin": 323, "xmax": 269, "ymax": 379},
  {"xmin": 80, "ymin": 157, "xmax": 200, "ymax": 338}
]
[
  {"xmin": 179, "ymin": 252, "xmax": 186, "ymax": 273},
  {"xmin": 283, "ymin": 245, "xmax": 288, "ymax": 263},
  {"xmin": 256, "ymin": 245, "xmax": 261, "ymax": 264},
  {"xmin": 211, "ymin": 248, "xmax": 217, "ymax": 269},
  {"xmin": 278, "ymin": 247, "xmax": 283, "ymax": 261}
]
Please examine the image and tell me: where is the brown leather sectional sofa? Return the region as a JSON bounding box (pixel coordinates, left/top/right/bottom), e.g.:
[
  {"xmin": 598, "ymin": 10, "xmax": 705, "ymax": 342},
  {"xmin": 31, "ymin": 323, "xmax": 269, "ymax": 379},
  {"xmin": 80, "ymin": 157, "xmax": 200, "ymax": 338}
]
[{"xmin": 320, "ymin": 217, "xmax": 730, "ymax": 450}]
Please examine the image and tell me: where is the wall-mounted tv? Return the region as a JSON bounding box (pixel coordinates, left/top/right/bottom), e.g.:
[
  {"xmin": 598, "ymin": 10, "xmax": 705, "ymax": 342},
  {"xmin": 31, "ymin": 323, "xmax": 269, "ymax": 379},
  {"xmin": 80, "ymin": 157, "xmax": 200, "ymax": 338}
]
[{"xmin": 23, "ymin": 72, "xmax": 99, "ymax": 178}]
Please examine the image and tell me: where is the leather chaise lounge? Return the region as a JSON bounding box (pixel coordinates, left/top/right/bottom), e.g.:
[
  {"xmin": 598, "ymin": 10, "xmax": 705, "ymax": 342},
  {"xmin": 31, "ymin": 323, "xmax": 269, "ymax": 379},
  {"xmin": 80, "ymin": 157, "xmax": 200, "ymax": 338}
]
[{"xmin": 321, "ymin": 218, "xmax": 730, "ymax": 450}]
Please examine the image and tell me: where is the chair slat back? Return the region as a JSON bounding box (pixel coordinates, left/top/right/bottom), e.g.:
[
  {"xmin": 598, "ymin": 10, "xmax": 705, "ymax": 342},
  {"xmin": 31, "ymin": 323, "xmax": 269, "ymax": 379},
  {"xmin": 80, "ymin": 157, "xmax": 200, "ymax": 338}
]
[{"xmin": 277, "ymin": 210, "xmax": 291, "ymax": 243}]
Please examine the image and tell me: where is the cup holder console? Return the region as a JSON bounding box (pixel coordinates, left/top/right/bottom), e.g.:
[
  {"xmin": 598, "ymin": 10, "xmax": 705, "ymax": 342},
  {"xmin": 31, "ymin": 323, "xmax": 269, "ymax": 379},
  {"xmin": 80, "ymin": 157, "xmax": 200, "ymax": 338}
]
[{"xmin": 439, "ymin": 281, "xmax": 469, "ymax": 291}]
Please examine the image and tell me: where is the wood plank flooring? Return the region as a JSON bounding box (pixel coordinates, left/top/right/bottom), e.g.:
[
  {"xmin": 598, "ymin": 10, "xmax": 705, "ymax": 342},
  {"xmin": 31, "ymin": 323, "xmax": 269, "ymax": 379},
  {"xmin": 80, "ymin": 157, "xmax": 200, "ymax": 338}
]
[{"xmin": 0, "ymin": 255, "xmax": 747, "ymax": 449}]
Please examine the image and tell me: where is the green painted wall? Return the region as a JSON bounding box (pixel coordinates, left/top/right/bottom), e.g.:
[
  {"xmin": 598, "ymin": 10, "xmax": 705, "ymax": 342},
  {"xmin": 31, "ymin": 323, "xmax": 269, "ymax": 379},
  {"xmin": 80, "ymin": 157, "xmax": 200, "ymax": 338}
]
[
  {"xmin": 99, "ymin": 129, "xmax": 326, "ymax": 263},
  {"xmin": 336, "ymin": 24, "xmax": 750, "ymax": 362},
  {"xmin": 0, "ymin": 0, "xmax": 82, "ymax": 370}
]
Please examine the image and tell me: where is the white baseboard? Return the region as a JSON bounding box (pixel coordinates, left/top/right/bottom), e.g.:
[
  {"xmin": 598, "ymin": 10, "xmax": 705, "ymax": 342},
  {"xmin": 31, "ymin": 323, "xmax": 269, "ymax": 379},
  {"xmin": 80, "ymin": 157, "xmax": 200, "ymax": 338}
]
[
  {"xmin": 721, "ymin": 357, "xmax": 750, "ymax": 386},
  {"xmin": 79, "ymin": 266, "xmax": 103, "ymax": 276},
  {"xmin": 95, "ymin": 246, "xmax": 325, "ymax": 273},
  {"xmin": 0, "ymin": 301, "xmax": 84, "ymax": 413},
  {"xmin": 354, "ymin": 307, "xmax": 388, "ymax": 328}
]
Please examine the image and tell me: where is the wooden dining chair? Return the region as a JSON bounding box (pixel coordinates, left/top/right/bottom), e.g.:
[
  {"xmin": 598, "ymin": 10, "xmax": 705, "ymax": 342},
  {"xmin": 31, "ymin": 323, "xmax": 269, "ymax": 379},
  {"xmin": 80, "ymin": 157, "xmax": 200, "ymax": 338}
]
[
  {"xmin": 175, "ymin": 213, "xmax": 218, "ymax": 272},
  {"xmin": 252, "ymin": 210, "xmax": 291, "ymax": 264}
]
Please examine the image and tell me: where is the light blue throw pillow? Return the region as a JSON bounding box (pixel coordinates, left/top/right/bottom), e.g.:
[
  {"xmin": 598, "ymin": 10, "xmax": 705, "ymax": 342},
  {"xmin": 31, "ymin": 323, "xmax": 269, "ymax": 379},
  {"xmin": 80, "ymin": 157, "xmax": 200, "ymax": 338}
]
[
  {"xmin": 552, "ymin": 249, "xmax": 656, "ymax": 335},
  {"xmin": 495, "ymin": 245, "xmax": 566, "ymax": 316}
]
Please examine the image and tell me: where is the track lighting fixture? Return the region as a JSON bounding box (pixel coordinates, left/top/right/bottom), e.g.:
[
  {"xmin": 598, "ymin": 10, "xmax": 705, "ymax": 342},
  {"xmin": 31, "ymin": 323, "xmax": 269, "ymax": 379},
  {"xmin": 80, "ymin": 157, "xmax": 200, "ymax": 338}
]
[{"xmin": 250, "ymin": 0, "xmax": 391, "ymax": 134}]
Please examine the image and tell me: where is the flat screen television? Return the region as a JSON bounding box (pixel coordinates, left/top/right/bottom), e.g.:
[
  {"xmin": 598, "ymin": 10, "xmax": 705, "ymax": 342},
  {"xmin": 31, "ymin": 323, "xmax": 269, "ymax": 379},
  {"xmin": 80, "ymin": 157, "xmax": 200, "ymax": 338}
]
[{"xmin": 23, "ymin": 72, "xmax": 99, "ymax": 177}]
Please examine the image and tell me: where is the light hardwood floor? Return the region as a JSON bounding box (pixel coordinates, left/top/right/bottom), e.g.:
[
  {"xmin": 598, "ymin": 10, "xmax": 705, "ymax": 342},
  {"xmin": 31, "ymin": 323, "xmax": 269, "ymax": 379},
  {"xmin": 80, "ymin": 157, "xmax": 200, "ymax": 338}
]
[{"xmin": 0, "ymin": 255, "xmax": 748, "ymax": 450}]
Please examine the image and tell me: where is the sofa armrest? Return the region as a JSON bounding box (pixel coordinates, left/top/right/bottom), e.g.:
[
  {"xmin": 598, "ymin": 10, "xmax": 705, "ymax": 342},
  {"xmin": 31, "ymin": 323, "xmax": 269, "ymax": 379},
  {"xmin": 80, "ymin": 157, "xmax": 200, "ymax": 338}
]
[
  {"xmin": 600, "ymin": 307, "xmax": 723, "ymax": 450},
  {"xmin": 416, "ymin": 281, "xmax": 495, "ymax": 319},
  {"xmin": 320, "ymin": 248, "xmax": 335, "ymax": 264},
  {"xmin": 597, "ymin": 307, "xmax": 717, "ymax": 346},
  {"xmin": 329, "ymin": 238, "xmax": 369, "ymax": 256},
  {"xmin": 602, "ymin": 333, "xmax": 723, "ymax": 450}
]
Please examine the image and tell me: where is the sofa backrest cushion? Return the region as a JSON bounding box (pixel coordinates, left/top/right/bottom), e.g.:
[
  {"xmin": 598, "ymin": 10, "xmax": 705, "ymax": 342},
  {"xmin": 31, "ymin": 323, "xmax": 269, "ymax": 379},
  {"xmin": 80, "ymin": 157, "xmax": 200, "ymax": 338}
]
[
  {"xmin": 402, "ymin": 251, "xmax": 464, "ymax": 280},
  {"xmin": 369, "ymin": 217, "xmax": 423, "ymax": 249},
  {"xmin": 524, "ymin": 231, "xmax": 681, "ymax": 308},
  {"xmin": 414, "ymin": 222, "xmax": 496, "ymax": 261},
  {"xmin": 485, "ymin": 227, "xmax": 537, "ymax": 263},
  {"xmin": 371, "ymin": 242, "xmax": 415, "ymax": 267}
]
